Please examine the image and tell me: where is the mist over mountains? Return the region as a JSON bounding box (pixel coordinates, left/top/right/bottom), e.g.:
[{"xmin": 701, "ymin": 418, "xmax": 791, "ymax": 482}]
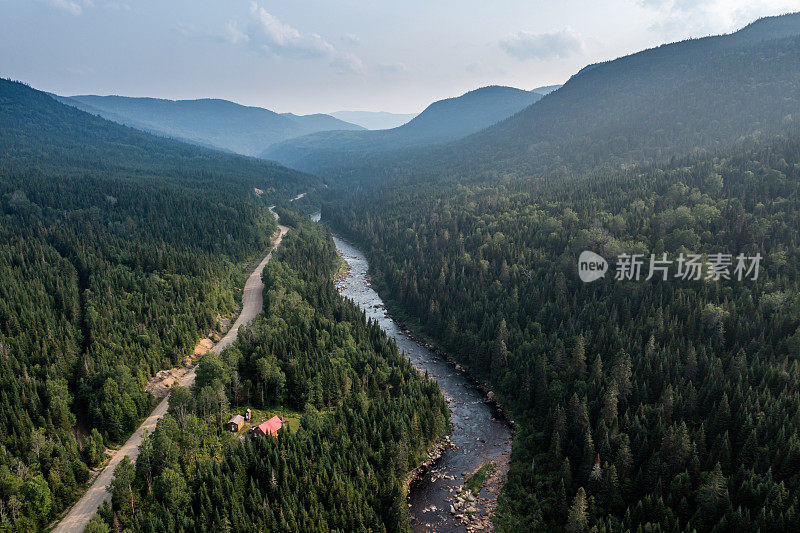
[
  {"xmin": 329, "ymin": 110, "xmax": 418, "ymax": 130},
  {"xmin": 52, "ymin": 94, "xmax": 364, "ymax": 157},
  {"xmin": 4, "ymin": 8, "xmax": 800, "ymax": 533},
  {"xmin": 286, "ymin": 13, "xmax": 800, "ymax": 188},
  {"xmin": 263, "ymin": 85, "xmax": 545, "ymax": 174}
]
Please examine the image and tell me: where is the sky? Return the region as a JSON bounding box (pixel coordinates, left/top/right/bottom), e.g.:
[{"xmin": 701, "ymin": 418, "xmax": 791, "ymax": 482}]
[{"xmin": 0, "ymin": 0, "xmax": 797, "ymax": 114}]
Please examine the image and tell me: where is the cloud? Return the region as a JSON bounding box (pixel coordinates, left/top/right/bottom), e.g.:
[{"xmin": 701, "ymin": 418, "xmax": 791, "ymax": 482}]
[
  {"xmin": 103, "ymin": 1, "xmax": 130, "ymax": 11},
  {"xmin": 224, "ymin": 20, "xmax": 248, "ymax": 43},
  {"xmin": 246, "ymin": 3, "xmax": 333, "ymax": 59},
  {"xmin": 637, "ymin": 0, "xmax": 800, "ymax": 38},
  {"xmin": 177, "ymin": 21, "xmax": 198, "ymax": 38},
  {"xmin": 40, "ymin": 0, "xmax": 93, "ymax": 15},
  {"xmin": 341, "ymin": 33, "xmax": 360, "ymax": 45},
  {"xmin": 223, "ymin": 2, "xmax": 364, "ymax": 72},
  {"xmin": 376, "ymin": 62, "xmax": 407, "ymax": 74},
  {"xmin": 500, "ymin": 28, "xmax": 584, "ymax": 61},
  {"xmin": 332, "ymin": 53, "xmax": 365, "ymax": 73}
]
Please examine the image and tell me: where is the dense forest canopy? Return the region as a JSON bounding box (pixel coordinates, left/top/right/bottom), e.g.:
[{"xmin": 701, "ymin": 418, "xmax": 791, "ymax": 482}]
[
  {"xmin": 325, "ymin": 120, "xmax": 800, "ymax": 532},
  {"xmin": 3, "ymin": 9, "xmax": 800, "ymax": 533},
  {"xmin": 318, "ymin": 13, "xmax": 800, "ymax": 531},
  {"xmin": 0, "ymin": 79, "xmax": 316, "ymax": 531},
  {"xmin": 324, "ymin": 131, "xmax": 800, "ymax": 531},
  {"xmin": 94, "ymin": 218, "xmax": 448, "ymax": 532}
]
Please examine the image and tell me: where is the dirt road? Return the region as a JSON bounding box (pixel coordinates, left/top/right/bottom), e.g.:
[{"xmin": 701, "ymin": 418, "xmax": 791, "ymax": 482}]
[{"xmin": 53, "ymin": 212, "xmax": 288, "ymax": 533}]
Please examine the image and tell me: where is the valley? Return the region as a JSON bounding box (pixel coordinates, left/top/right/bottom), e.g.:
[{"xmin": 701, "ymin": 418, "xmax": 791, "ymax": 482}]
[
  {"xmin": 2, "ymin": 6, "xmax": 800, "ymax": 532},
  {"xmin": 325, "ymin": 226, "xmax": 512, "ymax": 531}
]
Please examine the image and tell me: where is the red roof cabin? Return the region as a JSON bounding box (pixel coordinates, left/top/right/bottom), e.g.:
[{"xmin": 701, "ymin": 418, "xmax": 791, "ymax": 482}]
[{"xmin": 252, "ymin": 416, "xmax": 283, "ymax": 437}]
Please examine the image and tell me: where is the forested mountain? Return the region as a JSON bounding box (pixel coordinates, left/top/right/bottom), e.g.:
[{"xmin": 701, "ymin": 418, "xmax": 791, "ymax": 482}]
[
  {"xmin": 330, "ymin": 110, "xmax": 418, "ymax": 130},
  {"xmin": 302, "ymin": 13, "xmax": 800, "ymax": 187},
  {"xmin": 325, "ymin": 129, "xmax": 800, "ymax": 531},
  {"xmin": 92, "ymin": 217, "xmax": 448, "ymax": 532},
  {"xmin": 279, "ymin": 111, "xmax": 363, "ymax": 133},
  {"xmin": 4, "ymin": 7, "xmax": 799, "ymax": 532},
  {"xmin": 0, "ymin": 78, "xmax": 315, "ymax": 531},
  {"xmin": 316, "ymin": 12, "xmax": 800, "ymax": 532},
  {"xmin": 54, "ymin": 94, "xmax": 363, "ymax": 157},
  {"xmin": 263, "ymin": 85, "xmax": 543, "ymax": 174},
  {"xmin": 440, "ymin": 13, "xmax": 800, "ymax": 178}
]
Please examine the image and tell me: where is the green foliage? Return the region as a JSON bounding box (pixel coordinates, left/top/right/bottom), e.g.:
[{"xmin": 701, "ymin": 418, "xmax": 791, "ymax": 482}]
[
  {"xmin": 84, "ymin": 515, "xmax": 111, "ymax": 533},
  {"xmin": 0, "ymin": 78, "xmax": 315, "ymax": 530},
  {"xmin": 102, "ymin": 220, "xmax": 449, "ymax": 531},
  {"xmin": 325, "ymin": 133, "xmax": 800, "ymax": 530},
  {"xmin": 465, "ymin": 463, "xmax": 496, "ymax": 496}
]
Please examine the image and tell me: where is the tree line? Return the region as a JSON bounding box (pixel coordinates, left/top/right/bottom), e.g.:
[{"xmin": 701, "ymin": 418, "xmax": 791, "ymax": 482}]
[
  {"xmin": 324, "ymin": 132, "xmax": 800, "ymax": 531},
  {"xmin": 89, "ymin": 218, "xmax": 449, "ymax": 532},
  {"xmin": 0, "ymin": 79, "xmax": 315, "ymax": 530}
]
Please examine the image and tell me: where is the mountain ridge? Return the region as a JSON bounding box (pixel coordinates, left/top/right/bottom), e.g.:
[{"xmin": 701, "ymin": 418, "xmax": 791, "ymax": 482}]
[
  {"xmin": 54, "ymin": 94, "xmax": 363, "ymax": 157},
  {"xmin": 329, "ymin": 110, "xmax": 418, "ymax": 130},
  {"xmin": 304, "ymin": 12, "xmax": 800, "ymax": 187},
  {"xmin": 263, "ymin": 84, "xmax": 543, "ymax": 173}
]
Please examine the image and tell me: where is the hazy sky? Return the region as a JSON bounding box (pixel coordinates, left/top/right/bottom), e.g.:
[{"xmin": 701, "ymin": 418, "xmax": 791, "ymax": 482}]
[{"xmin": 1, "ymin": 0, "xmax": 797, "ymax": 114}]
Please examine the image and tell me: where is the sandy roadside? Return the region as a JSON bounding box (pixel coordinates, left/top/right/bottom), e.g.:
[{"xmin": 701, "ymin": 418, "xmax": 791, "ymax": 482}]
[{"xmin": 52, "ymin": 210, "xmax": 288, "ymax": 533}]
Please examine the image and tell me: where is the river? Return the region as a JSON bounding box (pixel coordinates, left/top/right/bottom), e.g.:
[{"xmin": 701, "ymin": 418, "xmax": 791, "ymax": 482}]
[{"xmin": 318, "ymin": 218, "xmax": 513, "ymax": 532}]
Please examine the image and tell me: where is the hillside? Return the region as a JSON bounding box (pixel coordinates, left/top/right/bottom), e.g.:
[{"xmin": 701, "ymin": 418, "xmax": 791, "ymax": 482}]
[
  {"xmin": 279, "ymin": 111, "xmax": 364, "ymax": 132},
  {"xmin": 310, "ymin": 13, "xmax": 800, "ymax": 187},
  {"xmin": 0, "ymin": 78, "xmax": 315, "ymax": 530},
  {"xmin": 329, "ymin": 110, "xmax": 418, "ymax": 130},
  {"xmin": 94, "ymin": 218, "xmax": 448, "ymax": 532},
  {"xmin": 263, "ymin": 85, "xmax": 543, "ymax": 174},
  {"xmin": 326, "ymin": 115, "xmax": 800, "ymax": 533},
  {"xmin": 319, "ymin": 12, "xmax": 800, "ymax": 532},
  {"xmin": 55, "ymin": 94, "xmax": 363, "ymax": 157},
  {"xmin": 530, "ymin": 84, "xmax": 562, "ymax": 95},
  {"xmin": 444, "ymin": 12, "xmax": 800, "ymax": 178}
]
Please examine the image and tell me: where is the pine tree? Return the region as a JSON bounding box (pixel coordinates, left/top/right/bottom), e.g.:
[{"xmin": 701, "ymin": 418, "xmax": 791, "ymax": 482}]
[
  {"xmin": 573, "ymin": 335, "xmax": 587, "ymax": 379},
  {"xmin": 567, "ymin": 487, "xmax": 588, "ymax": 532}
]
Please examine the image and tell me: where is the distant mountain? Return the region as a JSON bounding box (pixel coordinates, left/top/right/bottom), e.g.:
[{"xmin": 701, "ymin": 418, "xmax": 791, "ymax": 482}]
[
  {"xmin": 530, "ymin": 84, "xmax": 562, "ymax": 95},
  {"xmin": 7, "ymin": 82, "xmax": 317, "ymax": 200},
  {"xmin": 264, "ymin": 85, "xmax": 542, "ymax": 173},
  {"xmin": 53, "ymin": 95, "xmax": 363, "ymax": 157},
  {"xmin": 439, "ymin": 12, "xmax": 800, "ymax": 179},
  {"xmin": 394, "ymin": 85, "xmax": 543, "ymax": 141},
  {"xmin": 330, "ymin": 110, "xmax": 418, "ymax": 130},
  {"xmin": 316, "ymin": 13, "xmax": 800, "ymax": 187},
  {"xmin": 280, "ymin": 112, "xmax": 365, "ymax": 133}
]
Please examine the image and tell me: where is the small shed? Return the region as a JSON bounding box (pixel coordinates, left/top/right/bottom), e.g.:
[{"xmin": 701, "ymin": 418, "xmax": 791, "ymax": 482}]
[
  {"xmin": 252, "ymin": 416, "xmax": 283, "ymax": 437},
  {"xmin": 226, "ymin": 414, "xmax": 245, "ymax": 433},
  {"xmin": 245, "ymin": 408, "xmax": 252, "ymax": 421}
]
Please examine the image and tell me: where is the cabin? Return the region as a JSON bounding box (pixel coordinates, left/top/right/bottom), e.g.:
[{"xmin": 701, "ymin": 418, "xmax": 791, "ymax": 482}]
[
  {"xmin": 226, "ymin": 414, "xmax": 245, "ymax": 433},
  {"xmin": 252, "ymin": 415, "xmax": 283, "ymax": 437}
]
